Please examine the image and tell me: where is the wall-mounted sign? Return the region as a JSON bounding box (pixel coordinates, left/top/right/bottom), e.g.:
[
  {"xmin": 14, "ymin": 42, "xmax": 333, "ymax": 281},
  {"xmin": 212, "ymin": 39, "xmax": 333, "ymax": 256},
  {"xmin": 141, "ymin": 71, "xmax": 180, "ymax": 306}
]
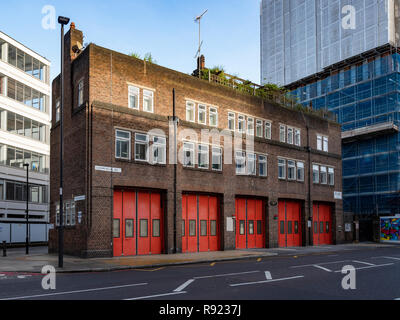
[
  {"xmin": 95, "ymin": 166, "xmax": 122, "ymax": 173},
  {"xmin": 345, "ymin": 223, "xmax": 352, "ymax": 232},
  {"xmin": 334, "ymin": 192, "xmax": 343, "ymax": 200},
  {"xmin": 226, "ymin": 217, "xmax": 234, "ymax": 232},
  {"xmin": 74, "ymin": 195, "xmax": 86, "ymax": 202},
  {"xmin": 48, "ymin": 224, "xmax": 54, "ymax": 230}
]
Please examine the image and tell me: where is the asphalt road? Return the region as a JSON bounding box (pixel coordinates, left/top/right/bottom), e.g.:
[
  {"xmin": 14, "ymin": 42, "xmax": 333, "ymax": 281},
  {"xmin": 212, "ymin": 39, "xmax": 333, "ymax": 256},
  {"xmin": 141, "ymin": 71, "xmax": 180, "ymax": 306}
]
[{"xmin": 0, "ymin": 246, "xmax": 400, "ymax": 301}]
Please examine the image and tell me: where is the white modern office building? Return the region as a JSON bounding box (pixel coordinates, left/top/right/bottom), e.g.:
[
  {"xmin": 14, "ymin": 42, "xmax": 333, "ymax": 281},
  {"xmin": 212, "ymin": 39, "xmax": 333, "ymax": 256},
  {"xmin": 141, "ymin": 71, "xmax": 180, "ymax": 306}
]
[
  {"xmin": 261, "ymin": 0, "xmax": 397, "ymax": 86},
  {"xmin": 0, "ymin": 31, "xmax": 51, "ymax": 243}
]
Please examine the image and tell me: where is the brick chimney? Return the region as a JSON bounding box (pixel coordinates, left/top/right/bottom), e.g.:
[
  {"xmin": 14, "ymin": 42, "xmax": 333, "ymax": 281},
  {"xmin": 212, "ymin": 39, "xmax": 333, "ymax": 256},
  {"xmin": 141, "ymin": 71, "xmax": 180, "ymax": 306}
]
[
  {"xmin": 197, "ymin": 55, "xmax": 205, "ymax": 71},
  {"xmin": 65, "ymin": 22, "xmax": 84, "ymax": 61}
]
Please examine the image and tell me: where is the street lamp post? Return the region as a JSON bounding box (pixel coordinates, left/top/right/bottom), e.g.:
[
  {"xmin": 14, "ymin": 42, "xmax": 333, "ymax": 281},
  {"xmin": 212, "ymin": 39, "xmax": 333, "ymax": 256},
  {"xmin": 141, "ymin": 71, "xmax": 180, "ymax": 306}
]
[
  {"xmin": 58, "ymin": 16, "xmax": 70, "ymax": 268},
  {"xmin": 23, "ymin": 163, "xmax": 29, "ymax": 255}
]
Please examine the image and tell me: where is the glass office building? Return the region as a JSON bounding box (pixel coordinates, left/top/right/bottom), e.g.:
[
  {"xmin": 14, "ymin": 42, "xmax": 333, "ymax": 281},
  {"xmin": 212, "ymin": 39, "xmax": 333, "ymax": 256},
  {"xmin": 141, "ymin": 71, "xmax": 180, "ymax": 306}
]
[
  {"xmin": 261, "ymin": 0, "xmax": 395, "ymax": 86},
  {"xmin": 261, "ymin": 0, "xmax": 400, "ymax": 239},
  {"xmin": 290, "ymin": 52, "xmax": 400, "ymax": 220}
]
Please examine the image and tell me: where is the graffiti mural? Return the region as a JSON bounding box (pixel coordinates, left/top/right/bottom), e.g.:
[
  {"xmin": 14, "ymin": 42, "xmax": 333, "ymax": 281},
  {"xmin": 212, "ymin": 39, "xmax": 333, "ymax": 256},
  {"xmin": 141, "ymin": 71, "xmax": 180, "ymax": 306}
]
[{"xmin": 380, "ymin": 217, "xmax": 400, "ymax": 242}]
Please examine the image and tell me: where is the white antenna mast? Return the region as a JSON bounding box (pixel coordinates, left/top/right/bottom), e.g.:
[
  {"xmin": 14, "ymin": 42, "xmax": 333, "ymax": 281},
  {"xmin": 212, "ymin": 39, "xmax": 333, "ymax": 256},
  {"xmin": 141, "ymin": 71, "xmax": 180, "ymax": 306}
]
[{"xmin": 195, "ymin": 9, "xmax": 208, "ymax": 78}]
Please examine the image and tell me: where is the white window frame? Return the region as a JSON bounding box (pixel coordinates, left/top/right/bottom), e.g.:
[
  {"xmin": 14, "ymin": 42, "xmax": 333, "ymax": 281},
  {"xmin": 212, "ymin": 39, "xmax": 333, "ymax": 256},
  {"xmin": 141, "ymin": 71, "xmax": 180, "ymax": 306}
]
[
  {"xmin": 256, "ymin": 119, "xmax": 263, "ymax": 138},
  {"xmin": 128, "ymin": 85, "xmax": 140, "ymax": 110},
  {"xmin": 328, "ymin": 167, "xmax": 335, "ymax": 186},
  {"xmin": 323, "ymin": 136, "xmax": 329, "ymax": 152},
  {"xmin": 247, "ymin": 153, "xmax": 256, "ymax": 176},
  {"xmin": 259, "ymin": 155, "xmax": 267, "ymax": 177},
  {"xmin": 317, "ymin": 135, "xmax": 323, "ymax": 151},
  {"xmin": 78, "ymin": 80, "xmax": 84, "ymax": 106},
  {"xmin": 143, "ymin": 89, "xmax": 154, "ymax": 113},
  {"xmin": 198, "ymin": 104, "xmax": 207, "ymax": 125},
  {"xmin": 198, "ymin": 144, "xmax": 209, "ymax": 169},
  {"xmin": 287, "ymin": 160, "xmax": 296, "ymax": 180},
  {"xmin": 212, "ymin": 147, "xmax": 222, "ymax": 171},
  {"xmin": 265, "ymin": 121, "xmax": 272, "ymax": 140},
  {"xmin": 279, "ymin": 125, "xmax": 286, "ymax": 143},
  {"xmin": 278, "ymin": 158, "xmax": 286, "ymax": 180},
  {"xmin": 238, "ymin": 115, "xmax": 245, "ymax": 133},
  {"xmin": 313, "ymin": 165, "xmax": 320, "ymax": 184},
  {"xmin": 55, "ymin": 99, "xmax": 60, "ymax": 122},
  {"xmin": 294, "ymin": 129, "xmax": 301, "ymax": 146},
  {"xmin": 247, "ymin": 117, "xmax": 254, "ymax": 136},
  {"xmin": 287, "ymin": 127, "xmax": 294, "ymax": 145},
  {"xmin": 151, "ymin": 136, "xmax": 166, "ymax": 165},
  {"xmin": 186, "ymin": 101, "xmax": 195, "ymax": 122},
  {"xmin": 135, "ymin": 133, "xmax": 149, "ymax": 162},
  {"xmin": 320, "ymin": 166, "xmax": 327, "ymax": 184},
  {"xmin": 115, "ymin": 129, "xmax": 131, "ymax": 160},
  {"xmin": 235, "ymin": 151, "xmax": 246, "ymax": 175},
  {"xmin": 183, "ymin": 142, "xmax": 195, "ymax": 168},
  {"xmin": 228, "ymin": 112, "xmax": 235, "ymax": 131},
  {"xmin": 209, "ymin": 107, "xmax": 218, "ymax": 127},
  {"xmin": 297, "ymin": 162, "xmax": 305, "ymax": 182}
]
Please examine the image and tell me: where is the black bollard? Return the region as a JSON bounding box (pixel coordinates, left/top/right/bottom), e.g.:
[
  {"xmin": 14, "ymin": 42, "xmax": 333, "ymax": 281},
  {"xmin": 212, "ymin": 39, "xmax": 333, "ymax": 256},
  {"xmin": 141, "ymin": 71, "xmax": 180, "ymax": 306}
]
[{"xmin": 2, "ymin": 241, "xmax": 6, "ymax": 257}]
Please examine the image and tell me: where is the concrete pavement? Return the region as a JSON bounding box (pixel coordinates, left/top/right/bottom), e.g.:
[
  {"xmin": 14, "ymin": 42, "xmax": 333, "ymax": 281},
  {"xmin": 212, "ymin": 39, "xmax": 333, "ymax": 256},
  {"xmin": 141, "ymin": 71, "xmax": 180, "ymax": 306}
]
[{"xmin": 0, "ymin": 242, "xmax": 398, "ymax": 273}]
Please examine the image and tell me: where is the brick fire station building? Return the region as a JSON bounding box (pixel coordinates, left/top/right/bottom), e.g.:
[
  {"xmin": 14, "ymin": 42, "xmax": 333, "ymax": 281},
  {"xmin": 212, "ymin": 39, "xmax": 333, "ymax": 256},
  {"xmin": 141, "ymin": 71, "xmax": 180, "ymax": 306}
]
[{"xmin": 49, "ymin": 24, "xmax": 345, "ymax": 258}]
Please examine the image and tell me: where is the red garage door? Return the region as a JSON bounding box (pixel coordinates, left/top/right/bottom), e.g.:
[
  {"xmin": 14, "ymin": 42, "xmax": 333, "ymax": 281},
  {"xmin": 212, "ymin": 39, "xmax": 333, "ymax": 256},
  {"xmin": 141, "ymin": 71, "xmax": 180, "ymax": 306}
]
[
  {"xmin": 113, "ymin": 190, "xmax": 164, "ymax": 257},
  {"xmin": 278, "ymin": 200, "xmax": 302, "ymax": 248},
  {"xmin": 313, "ymin": 203, "xmax": 333, "ymax": 246},
  {"xmin": 182, "ymin": 194, "xmax": 220, "ymax": 253},
  {"xmin": 236, "ymin": 198, "xmax": 266, "ymax": 249}
]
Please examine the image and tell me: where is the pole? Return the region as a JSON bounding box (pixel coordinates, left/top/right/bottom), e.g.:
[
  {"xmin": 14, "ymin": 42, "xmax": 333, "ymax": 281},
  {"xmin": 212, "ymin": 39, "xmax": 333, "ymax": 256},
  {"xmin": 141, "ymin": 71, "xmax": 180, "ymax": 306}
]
[
  {"xmin": 198, "ymin": 19, "xmax": 201, "ymax": 79},
  {"xmin": 25, "ymin": 164, "xmax": 29, "ymax": 255},
  {"xmin": 173, "ymin": 89, "xmax": 177, "ymax": 253},
  {"xmin": 59, "ymin": 22, "xmax": 65, "ymax": 268}
]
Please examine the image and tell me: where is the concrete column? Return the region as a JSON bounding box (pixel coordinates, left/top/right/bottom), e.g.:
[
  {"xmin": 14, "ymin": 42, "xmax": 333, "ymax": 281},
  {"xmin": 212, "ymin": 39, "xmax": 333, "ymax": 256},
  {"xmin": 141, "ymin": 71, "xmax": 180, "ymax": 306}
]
[{"xmin": 268, "ymin": 199, "xmax": 278, "ymax": 248}]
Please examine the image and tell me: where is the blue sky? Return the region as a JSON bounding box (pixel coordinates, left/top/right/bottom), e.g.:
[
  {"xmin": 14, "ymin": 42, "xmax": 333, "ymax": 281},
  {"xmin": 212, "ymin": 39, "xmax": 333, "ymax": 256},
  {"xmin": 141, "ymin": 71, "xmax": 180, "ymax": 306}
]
[{"xmin": 0, "ymin": 0, "xmax": 261, "ymax": 84}]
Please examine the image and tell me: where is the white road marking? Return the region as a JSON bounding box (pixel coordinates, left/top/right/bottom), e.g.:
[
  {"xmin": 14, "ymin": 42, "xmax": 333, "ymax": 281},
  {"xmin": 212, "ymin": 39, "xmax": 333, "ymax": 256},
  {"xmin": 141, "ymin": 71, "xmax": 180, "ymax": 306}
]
[
  {"xmin": 395, "ymin": 298, "xmax": 400, "ymax": 300},
  {"xmin": 312, "ymin": 265, "xmax": 332, "ymax": 272},
  {"xmin": 291, "ymin": 260, "xmax": 349, "ymax": 268},
  {"xmin": 194, "ymin": 271, "xmax": 260, "ymax": 280},
  {"xmin": 382, "ymin": 256, "xmax": 400, "ymax": 261},
  {"xmin": 230, "ymin": 276, "xmax": 305, "ymax": 287},
  {"xmin": 333, "ymin": 263, "xmax": 394, "ymax": 273},
  {"xmin": 0, "ymin": 283, "xmax": 148, "ymax": 300},
  {"xmin": 265, "ymin": 271, "xmax": 272, "ymax": 280},
  {"xmin": 125, "ymin": 291, "xmax": 187, "ymax": 300},
  {"xmin": 352, "ymin": 260, "xmax": 376, "ymax": 266},
  {"xmin": 174, "ymin": 279, "xmax": 195, "ymax": 292}
]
